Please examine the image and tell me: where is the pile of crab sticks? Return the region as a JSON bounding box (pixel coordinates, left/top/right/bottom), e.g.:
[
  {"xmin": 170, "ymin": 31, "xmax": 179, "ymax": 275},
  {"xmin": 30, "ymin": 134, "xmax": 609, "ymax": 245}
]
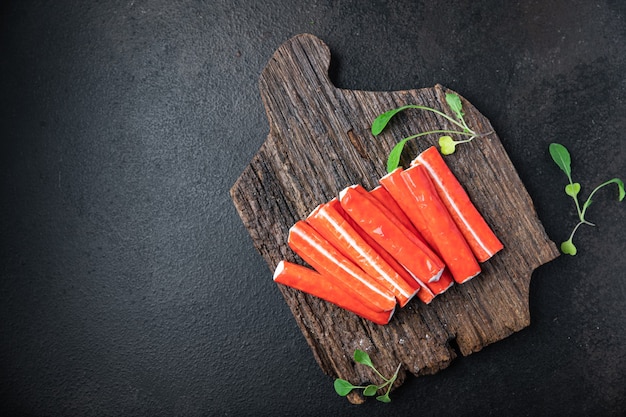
[{"xmin": 273, "ymin": 146, "xmax": 503, "ymax": 325}]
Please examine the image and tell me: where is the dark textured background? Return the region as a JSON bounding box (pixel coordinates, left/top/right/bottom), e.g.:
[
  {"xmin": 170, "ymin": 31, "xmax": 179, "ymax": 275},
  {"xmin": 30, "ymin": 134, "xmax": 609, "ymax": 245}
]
[{"xmin": 1, "ymin": 1, "xmax": 625, "ymax": 416}]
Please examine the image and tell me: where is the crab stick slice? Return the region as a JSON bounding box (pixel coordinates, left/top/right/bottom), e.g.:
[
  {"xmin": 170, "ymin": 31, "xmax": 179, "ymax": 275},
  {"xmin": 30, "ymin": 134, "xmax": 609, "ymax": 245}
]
[
  {"xmin": 330, "ymin": 198, "xmax": 452, "ymax": 304},
  {"xmin": 339, "ymin": 185, "xmax": 445, "ymax": 285},
  {"xmin": 331, "ymin": 196, "xmax": 453, "ymax": 303},
  {"xmin": 351, "ymin": 186, "xmax": 445, "ymax": 281},
  {"xmin": 369, "ymin": 186, "xmax": 420, "ymax": 235},
  {"xmin": 415, "ymin": 285, "xmax": 436, "ymax": 304},
  {"xmin": 306, "ymin": 202, "xmax": 418, "ymax": 307},
  {"xmin": 412, "ymin": 146, "xmax": 503, "ymax": 262},
  {"xmin": 288, "ymin": 220, "xmax": 396, "ymax": 312},
  {"xmin": 382, "ymin": 165, "xmax": 480, "ymax": 284},
  {"xmin": 364, "ymin": 187, "xmax": 443, "ymax": 268},
  {"xmin": 351, "ymin": 187, "xmax": 456, "ymax": 299},
  {"xmin": 328, "ymin": 196, "xmax": 454, "ymax": 304},
  {"xmin": 326, "ymin": 199, "xmax": 430, "ymax": 299},
  {"xmin": 273, "ymin": 260, "xmax": 395, "ymax": 325},
  {"xmin": 425, "ymin": 269, "xmax": 454, "ymax": 295}
]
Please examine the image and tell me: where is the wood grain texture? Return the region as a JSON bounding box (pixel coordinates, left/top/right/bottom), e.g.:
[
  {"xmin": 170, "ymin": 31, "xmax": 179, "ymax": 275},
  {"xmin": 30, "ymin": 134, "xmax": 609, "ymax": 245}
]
[{"xmin": 230, "ymin": 34, "xmax": 560, "ymax": 403}]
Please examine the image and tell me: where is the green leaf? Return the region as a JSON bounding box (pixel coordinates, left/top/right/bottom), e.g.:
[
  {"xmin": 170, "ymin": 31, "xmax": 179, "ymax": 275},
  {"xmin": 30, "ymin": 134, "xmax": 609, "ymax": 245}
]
[
  {"xmin": 549, "ymin": 143, "xmax": 572, "ymax": 177},
  {"xmin": 561, "ymin": 240, "xmax": 577, "ymax": 256},
  {"xmin": 438, "ymin": 135, "xmax": 456, "ymax": 155},
  {"xmin": 372, "ymin": 106, "xmax": 412, "ymax": 136},
  {"xmin": 565, "ymin": 182, "xmax": 581, "ymax": 198},
  {"xmin": 386, "ymin": 137, "xmax": 412, "ymax": 172},
  {"xmin": 363, "ymin": 385, "xmax": 379, "ymax": 396},
  {"xmin": 334, "ymin": 379, "xmax": 355, "ymax": 396},
  {"xmin": 353, "ymin": 349, "xmax": 374, "ymax": 368},
  {"xmin": 445, "ymin": 93, "xmax": 464, "ymax": 119},
  {"xmin": 376, "ymin": 394, "xmax": 392, "ymax": 403}
]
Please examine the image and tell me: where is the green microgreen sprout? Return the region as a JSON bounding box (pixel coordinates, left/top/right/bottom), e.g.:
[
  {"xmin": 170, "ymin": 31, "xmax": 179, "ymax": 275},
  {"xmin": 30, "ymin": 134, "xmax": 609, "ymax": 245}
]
[
  {"xmin": 333, "ymin": 349, "xmax": 402, "ymax": 403},
  {"xmin": 549, "ymin": 142, "xmax": 624, "ymax": 255},
  {"xmin": 372, "ymin": 92, "xmax": 489, "ymax": 172}
]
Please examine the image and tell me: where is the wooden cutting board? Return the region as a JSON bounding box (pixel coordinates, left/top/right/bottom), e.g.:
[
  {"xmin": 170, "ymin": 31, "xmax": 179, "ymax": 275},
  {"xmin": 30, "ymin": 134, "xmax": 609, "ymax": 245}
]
[{"xmin": 230, "ymin": 34, "xmax": 560, "ymax": 404}]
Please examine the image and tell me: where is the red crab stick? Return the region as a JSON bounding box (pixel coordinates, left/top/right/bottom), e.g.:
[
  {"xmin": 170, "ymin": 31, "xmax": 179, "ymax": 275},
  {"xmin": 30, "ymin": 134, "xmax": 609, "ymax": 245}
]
[
  {"xmin": 273, "ymin": 260, "xmax": 395, "ymax": 325},
  {"xmin": 381, "ymin": 166, "xmax": 481, "ymax": 284},
  {"xmin": 369, "ymin": 186, "xmax": 420, "ymax": 235},
  {"xmin": 328, "ymin": 199, "xmax": 448, "ymax": 304},
  {"xmin": 306, "ymin": 202, "xmax": 418, "ymax": 307},
  {"xmin": 352, "ymin": 186, "xmax": 445, "ymax": 282},
  {"xmin": 358, "ymin": 187, "xmax": 456, "ymax": 300},
  {"xmin": 339, "ymin": 185, "xmax": 445, "ymax": 285},
  {"xmin": 367, "ymin": 187, "xmax": 448, "ymax": 274},
  {"xmin": 425, "ymin": 270, "xmax": 454, "ymax": 295},
  {"xmin": 288, "ymin": 220, "xmax": 396, "ymax": 312},
  {"xmin": 412, "ymin": 146, "xmax": 503, "ymax": 262},
  {"xmin": 368, "ymin": 187, "xmax": 455, "ymax": 296},
  {"xmin": 327, "ymin": 199, "xmax": 434, "ymax": 303}
]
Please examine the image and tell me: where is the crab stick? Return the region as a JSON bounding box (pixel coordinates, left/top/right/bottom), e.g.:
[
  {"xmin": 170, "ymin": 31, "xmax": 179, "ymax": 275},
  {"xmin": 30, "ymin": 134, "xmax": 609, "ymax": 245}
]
[
  {"xmin": 288, "ymin": 220, "xmax": 396, "ymax": 312},
  {"xmin": 352, "ymin": 186, "xmax": 445, "ymax": 281},
  {"xmin": 369, "ymin": 186, "xmax": 420, "ymax": 235},
  {"xmin": 306, "ymin": 202, "xmax": 419, "ymax": 307},
  {"xmin": 328, "ymin": 198, "xmax": 452, "ymax": 304},
  {"xmin": 273, "ymin": 260, "xmax": 395, "ymax": 325},
  {"xmin": 355, "ymin": 189, "xmax": 456, "ymax": 296},
  {"xmin": 414, "ymin": 284, "xmax": 436, "ymax": 304},
  {"xmin": 364, "ymin": 186, "xmax": 445, "ymax": 272},
  {"xmin": 338, "ymin": 185, "xmax": 445, "ymax": 285},
  {"xmin": 326, "ymin": 199, "xmax": 434, "ymax": 301},
  {"xmin": 412, "ymin": 146, "xmax": 503, "ymax": 262},
  {"xmin": 381, "ymin": 166, "xmax": 481, "ymax": 284},
  {"xmin": 425, "ymin": 269, "xmax": 454, "ymax": 295}
]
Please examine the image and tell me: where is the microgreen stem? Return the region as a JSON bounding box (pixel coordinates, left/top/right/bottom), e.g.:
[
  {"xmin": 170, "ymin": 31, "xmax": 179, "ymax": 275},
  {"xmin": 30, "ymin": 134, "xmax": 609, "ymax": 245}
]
[
  {"xmin": 567, "ymin": 221, "xmax": 585, "ymax": 242},
  {"xmin": 381, "ymin": 362, "xmax": 402, "ymax": 390},
  {"xmin": 459, "ymin": 115, "xmax": 472, "ymax": 133},
  {"xmin": 393, "ymin": 104, "xmax": 472, "ymax": 133},
  {"xmin": 567, "ymin": 182, "xmax": 584, "ymax": 220},
  {"xmin": 369, "ymin": 365, "xmax": 389, "ymax": 383},
  {"xmin": 454, "ymin": 137, "xmax": 476, "ymax": 144},
  {"xmin": 581, "ymin": 179, "xmax": 621, "ymax": 220},
  {"xmin": 572, "ymin": 195, "xmax": 584, "ymax": 220},
  {"xmin": 401, "ymin": 129, "xmax": 475, "ymax": 142},
  {"xmin": 374, "ymin": 362, "xmax": 401, "ymax": 403}
]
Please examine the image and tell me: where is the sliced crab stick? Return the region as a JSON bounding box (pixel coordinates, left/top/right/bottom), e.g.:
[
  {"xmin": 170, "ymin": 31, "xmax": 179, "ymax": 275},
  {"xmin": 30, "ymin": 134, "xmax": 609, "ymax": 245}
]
[
  {"xmin": 360, "ymin": 188, "xmax": 455, "ymax": 298},
  {"xmin": 334, "ymin": 191, "xmax": 453, "ymax": 303},
  {"xmin": 288, "ymin": 220, "xmax": 396, "ymax": 312},
  {"xmin": 306, "ymin": 202, "xmax": 418, "ymax": 307},
  {"xmin": 352, "ymin": 185, "xmax": 445, "ymax": 282},
  {"xmin": 352, "ymin": 186, "xmax": 445, "ymax": 281},
  {"xmin": 381, "ymin": 166, "xmax": 481, "ymax": 284},
  {"xmin": 326, "ymin": 199, "xmax": 436, "ymax": 302},
  {"xmin": 415, "ymin": 284, "xmax": 436, "ymax": 304},
  {"xmin": 425, "ymin": 269, "xmax": 454, "ymax": 295},
  {"xmin": 400, "ymin": 165, "xmax": 481, "ymax": 283},
  {"xmin": 363, "ymin": 186, "xmax": 444, "ymax": 271},
  {"xmin": 273, "ymin": 260, "xmax": 395, "ymax": 325},
  {"xmin": 412, "ymin": 146, "xmax": 503, "ymax": 262},
  {"xmin": 329, "ymin": 199, "xmax": 449, "ymax": 304},
  {"xmin": 369, "ymin": 186, "xmax": 420, "ymax": 235},
  {"xmin": 339, "ymin": 185, "xmax": 445, "ymax": 285}
]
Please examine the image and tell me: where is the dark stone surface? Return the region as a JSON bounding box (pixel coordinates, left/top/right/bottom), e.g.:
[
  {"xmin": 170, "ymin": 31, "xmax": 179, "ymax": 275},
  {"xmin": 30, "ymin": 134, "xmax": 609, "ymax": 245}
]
[{"xmin": 1, "ymin": 1, "xmax": 624, "ymax": 416}]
